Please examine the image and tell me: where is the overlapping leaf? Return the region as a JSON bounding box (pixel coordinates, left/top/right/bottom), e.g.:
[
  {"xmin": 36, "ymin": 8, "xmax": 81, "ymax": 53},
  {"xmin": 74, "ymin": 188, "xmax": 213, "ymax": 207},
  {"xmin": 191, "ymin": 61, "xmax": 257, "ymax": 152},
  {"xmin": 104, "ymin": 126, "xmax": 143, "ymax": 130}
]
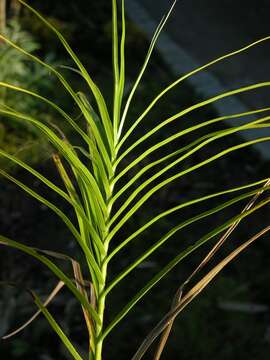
[{"xmin": 1, "ymin": 1, "xmax": 270, "ymax": 359}]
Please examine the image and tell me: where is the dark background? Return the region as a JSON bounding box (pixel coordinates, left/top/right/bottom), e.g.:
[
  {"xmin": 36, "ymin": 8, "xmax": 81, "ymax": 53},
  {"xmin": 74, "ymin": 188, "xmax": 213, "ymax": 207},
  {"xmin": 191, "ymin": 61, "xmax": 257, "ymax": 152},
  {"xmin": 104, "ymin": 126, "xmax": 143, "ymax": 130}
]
[{"xmin": 1, "ymin": 1, "xmax": 270, "ymax": 359}]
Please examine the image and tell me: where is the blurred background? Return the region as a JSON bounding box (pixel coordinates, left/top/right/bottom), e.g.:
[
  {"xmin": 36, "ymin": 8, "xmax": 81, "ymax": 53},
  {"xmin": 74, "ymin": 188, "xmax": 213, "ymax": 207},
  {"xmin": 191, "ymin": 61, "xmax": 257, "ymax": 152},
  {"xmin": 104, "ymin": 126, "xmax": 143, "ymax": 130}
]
[{"xmin": 1, "ymin": 0, "xmax": 270, "ymax": 359}]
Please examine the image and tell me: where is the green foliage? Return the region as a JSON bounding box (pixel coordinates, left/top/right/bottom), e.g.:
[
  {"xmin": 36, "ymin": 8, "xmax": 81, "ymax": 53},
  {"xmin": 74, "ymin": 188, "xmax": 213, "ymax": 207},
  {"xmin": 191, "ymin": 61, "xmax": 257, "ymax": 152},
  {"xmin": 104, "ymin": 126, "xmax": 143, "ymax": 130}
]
[
  {"xmin": 0, "ymin": 1, "xmax": 270, "ymax": 359},
  {"xmin": 0, "ymin": 20, "xmax": 57, "ymax": 114},
  {"xmin": 0, "ymin": 20, "xmax": 59, "ymax": 166}
]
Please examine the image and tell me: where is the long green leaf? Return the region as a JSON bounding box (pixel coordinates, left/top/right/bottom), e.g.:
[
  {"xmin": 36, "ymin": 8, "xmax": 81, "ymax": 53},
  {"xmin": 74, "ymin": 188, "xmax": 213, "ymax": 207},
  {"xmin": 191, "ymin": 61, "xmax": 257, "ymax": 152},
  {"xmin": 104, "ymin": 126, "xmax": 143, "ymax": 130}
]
[
  {"xmin": 113, "ymin": 108, "xmax": 270, "ymax": 185},
  {"xmin": 0, "ymin": 83, "xmax": 110, "ymax": 194},
  {"xmin": 0, "ymin": 81, "xmax": 91, "ymax": 145},
  {"xmin": 18, "ymin": 0, "xmax": 113, "ymax": 153},
  {"xmin": 2, "ymin": 281, "xmax": 65, "ymax": 340},
  {"xmin": 131, "ymin": 225, "xmax": 270, "ymax": 360},
  {"xmin": 52, "ymin": 154, "xmax": 105, "ymax": 257},
  {"xmin": 105, "ymin": 178, "xmax": 269, "ymax": 263},
  {"xmin": 117, "ymin": 82, "xmax": 270, "ymax": 161},
  {"xmin": 110, "ymin": 114, "xmax": 270, "ymax": 209},
  {"xmin": 118, "ymin": 36, "xmax": 270, "ymax": 148},
  {"xmin": 117, "ymin": 0, "xmax": 177, "ymax": 139},
  {"xmin": 0, "ymin": 235, "xmax": 100, "ymax": 324},
  {"xmin": 0, "ymin": 149, "xmax": 105, "ymax": 256},
  {"xmin": 112, "ymin": 0, "xmax": 120, "ymax": 142},
  {"xmin": 104, "ymin": 186, "xmax": 270, "ymax": 295},
  {"xmin": 102, "ymin": 196, "xmax": 270, "ymax": 339},
  {"xmin": 0, "ymin": 34, "xmax": 113, "ymax": 174},
  {"xmin": 0, "ymin": 169, "xmax": 103, "ymax": 287},
  {"xmin": 152, "ymin": 178, "xmax": 270, "ymax": 358},
  {"xmin": 108, "ymin": 129, "xmax": 270, "ymax": 234},
  {"xmin": 33, "ymin": 293, "xmax": 84, "ymax": 360},
  {"xmin": 112, "ymin": 0, "xmax": 127, "ymax": 146},
  {"xmin": 0, "ymin": 108, "xmax": 108, "ymax": 218},
  {"xmin": 118, "ymin": 0, "xmax": 126, "ymax": 125}
]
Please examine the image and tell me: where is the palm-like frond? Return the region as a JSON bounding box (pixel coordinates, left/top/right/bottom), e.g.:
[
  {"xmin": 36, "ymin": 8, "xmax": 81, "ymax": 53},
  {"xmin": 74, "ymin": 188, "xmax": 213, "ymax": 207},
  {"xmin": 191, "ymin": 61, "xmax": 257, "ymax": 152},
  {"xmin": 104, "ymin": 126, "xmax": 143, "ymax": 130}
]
[{"xmin": 0, "ymin": 1, "xmax": 269, "ymax": 359}]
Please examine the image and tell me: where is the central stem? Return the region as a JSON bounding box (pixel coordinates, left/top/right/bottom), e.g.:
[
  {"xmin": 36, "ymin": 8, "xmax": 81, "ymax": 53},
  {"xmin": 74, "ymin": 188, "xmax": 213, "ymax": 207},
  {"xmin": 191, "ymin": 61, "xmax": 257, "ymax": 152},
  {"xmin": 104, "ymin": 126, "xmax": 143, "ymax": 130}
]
[
  {"xmin": 94, "ymin": 177, "xmax": 115, "ymax": 359},
  {"xmin": 94, "ymin": 259, "xmax": 108, "ymax": 360}
]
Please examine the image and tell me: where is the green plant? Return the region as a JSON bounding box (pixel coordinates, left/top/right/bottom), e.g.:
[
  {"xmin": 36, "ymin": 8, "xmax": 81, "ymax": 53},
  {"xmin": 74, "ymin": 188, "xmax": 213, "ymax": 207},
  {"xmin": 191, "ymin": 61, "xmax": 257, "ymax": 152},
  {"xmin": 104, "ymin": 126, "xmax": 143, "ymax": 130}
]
[
  {"xmin": 0, "ymin": 19, "xmax": 60, "ymax": 166},
  {"xmin": 1, "ymin": 0, "xmax": 270, "ymax": 359}
]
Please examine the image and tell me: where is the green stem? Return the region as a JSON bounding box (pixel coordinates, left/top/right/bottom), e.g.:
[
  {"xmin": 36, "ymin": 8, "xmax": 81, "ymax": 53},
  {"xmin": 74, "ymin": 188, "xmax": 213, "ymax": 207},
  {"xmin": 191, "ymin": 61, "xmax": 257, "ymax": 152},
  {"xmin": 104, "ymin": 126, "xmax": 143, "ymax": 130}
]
[
  {"xmin": 94, "ymin": 180, "xmax": 115, "ymax": 359},
  {"xmin": 94, "ymin": 258, "xmax": 108, "ymax": 360}
]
